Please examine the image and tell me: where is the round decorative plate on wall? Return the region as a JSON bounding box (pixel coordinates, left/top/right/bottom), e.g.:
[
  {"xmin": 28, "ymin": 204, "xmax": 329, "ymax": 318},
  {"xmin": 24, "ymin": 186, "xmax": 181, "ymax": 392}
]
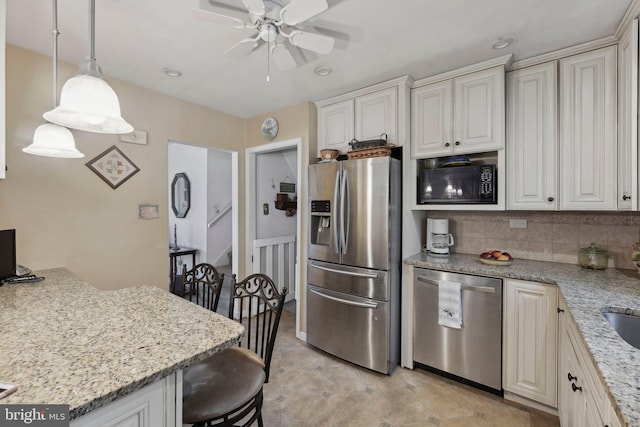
[{"xmin": 261, "ymin": 117, "xmax": 279, "ymax": 141}]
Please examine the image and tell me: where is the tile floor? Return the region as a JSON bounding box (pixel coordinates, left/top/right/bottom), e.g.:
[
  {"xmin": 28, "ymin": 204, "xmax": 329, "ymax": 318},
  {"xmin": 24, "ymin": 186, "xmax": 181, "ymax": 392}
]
[
  {"xmin": 203, "ymin": 266, "xmax": 559, "ymax": 426},
  {"xmin": 262, "ymin": 308, "xmax": 560, "ymax": 427}
]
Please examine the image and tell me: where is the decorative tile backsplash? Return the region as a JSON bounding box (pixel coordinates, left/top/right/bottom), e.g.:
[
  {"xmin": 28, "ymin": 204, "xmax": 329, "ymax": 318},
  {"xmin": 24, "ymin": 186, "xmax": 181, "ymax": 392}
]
[{"xmin": 423, "ymin": 211, "xmax": 640, "ymax": 270}]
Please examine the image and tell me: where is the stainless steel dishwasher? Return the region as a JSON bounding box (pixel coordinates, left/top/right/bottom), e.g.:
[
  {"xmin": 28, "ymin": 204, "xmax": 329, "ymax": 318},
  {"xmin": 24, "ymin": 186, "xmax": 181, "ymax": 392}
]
[{"xmin": 413, "ymin": 268, "xmax": 503, "ymax": 391}]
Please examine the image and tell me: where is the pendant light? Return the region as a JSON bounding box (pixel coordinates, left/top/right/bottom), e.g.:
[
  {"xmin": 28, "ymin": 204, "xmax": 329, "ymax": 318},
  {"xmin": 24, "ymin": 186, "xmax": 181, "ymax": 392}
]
[
  {"xmin": 43, "ymin": 0, "xmax": 133, "ymax": 134},
  {"xmin": 23, "ymin": 0, "xmax": 84, "ymax": 158}
]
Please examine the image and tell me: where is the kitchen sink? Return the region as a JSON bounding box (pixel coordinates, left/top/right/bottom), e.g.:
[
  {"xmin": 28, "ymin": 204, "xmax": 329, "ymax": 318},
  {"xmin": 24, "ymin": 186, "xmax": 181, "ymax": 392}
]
[{"xmin": 601, "ymin": 310, "xmax": 640, "ymax": 350}]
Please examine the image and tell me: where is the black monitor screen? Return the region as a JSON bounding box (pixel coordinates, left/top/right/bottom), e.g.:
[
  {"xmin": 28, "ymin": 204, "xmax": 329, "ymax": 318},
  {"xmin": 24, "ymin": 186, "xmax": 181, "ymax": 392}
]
[{"xmin": 0, "ymin": 229, "xmax": 16, "ymax": 280}]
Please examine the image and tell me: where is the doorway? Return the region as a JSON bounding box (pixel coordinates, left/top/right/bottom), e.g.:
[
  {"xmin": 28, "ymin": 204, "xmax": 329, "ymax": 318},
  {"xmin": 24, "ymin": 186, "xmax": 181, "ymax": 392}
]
[
  {"xmin": 168, "ymin": 141, "xmax": 239, "ymax": 286},
  {"xmin": 246, "ymin": 138, "xmax": 302, "ymax": 338}
]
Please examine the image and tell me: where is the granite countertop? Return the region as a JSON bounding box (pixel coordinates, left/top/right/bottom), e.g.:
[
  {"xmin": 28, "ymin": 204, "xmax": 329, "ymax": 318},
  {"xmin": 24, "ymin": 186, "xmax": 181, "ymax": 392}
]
[
  {"xmin": 0, "ymin": 268, "xmax": 245, "ymax": 419},
  {"xmin": 405, "ymin": 252, "xmax": 640, "ymax": 427}
]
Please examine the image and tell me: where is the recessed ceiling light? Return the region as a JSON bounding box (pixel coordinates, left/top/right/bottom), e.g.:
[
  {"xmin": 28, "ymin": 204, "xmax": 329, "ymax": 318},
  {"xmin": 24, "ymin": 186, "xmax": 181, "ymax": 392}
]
[
  {"xmin": 164, "ymin": 68, "xmax": 182, "ymax": 77},
  {"xmin": 314, "ymin": 66, "xmax": 332, "ymax": 76},
  {"xmin": 492, "ymin": 37, "xmax": 514, "ymax": 49}
]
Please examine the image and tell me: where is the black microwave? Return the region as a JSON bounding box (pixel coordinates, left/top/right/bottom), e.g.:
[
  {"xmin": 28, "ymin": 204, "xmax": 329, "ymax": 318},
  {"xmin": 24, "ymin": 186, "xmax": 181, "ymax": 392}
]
[{"xmin": 418, "ymin": 164, "xmax": 497, "ymax": 204}]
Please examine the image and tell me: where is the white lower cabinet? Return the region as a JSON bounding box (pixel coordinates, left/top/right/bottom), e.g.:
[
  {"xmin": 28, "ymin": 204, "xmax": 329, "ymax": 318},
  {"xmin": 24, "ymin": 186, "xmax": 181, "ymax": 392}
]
[
  {"xmin": 71, "ymin": 372, "xmax": 181, "ymax": 427},
  {"xmin": 503, "ymin": 279, "xmax": 558, "ymax": 407},
  {"xmin": 557, "ymin": 297, "xmax": 622, "ymax": 427}
]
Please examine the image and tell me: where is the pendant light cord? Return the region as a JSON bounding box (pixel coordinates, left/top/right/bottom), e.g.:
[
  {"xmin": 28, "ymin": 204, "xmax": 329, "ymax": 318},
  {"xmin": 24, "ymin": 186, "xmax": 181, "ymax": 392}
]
[
  {"xmin": 267, "ymin": 35, "xmax": 271, "ymax": 82},
  {"xmin": 89, "ymin": 0, "xmax": 96, "ymax": 62},
  {"xmin": 51, "ymin": 0, "xmax": 59, "ymax": 109}
]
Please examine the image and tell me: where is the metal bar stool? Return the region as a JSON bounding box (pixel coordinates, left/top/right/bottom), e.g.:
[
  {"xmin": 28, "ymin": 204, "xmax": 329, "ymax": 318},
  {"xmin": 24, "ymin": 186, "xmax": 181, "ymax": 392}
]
[{"xmin": 183, "ymin": 273, "xmax": 287, "ymax": 427}]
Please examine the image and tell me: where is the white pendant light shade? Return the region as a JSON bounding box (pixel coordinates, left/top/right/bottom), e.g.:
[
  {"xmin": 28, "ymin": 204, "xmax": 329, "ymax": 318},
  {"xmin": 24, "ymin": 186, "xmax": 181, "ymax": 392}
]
[
  {"xmin": 23, "ymin": 123, "xmax": 84, "ymax": 158},
  {"xmin": 43, "ymin": 71, "xmax": 133, "ymax": 134}
]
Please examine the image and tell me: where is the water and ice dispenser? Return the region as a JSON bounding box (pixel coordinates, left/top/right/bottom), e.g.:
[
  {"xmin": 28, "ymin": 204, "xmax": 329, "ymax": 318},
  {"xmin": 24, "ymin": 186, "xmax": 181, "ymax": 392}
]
[{"xmin": 310, "ymin": 200, "xmax": 331, "ymax": 246}]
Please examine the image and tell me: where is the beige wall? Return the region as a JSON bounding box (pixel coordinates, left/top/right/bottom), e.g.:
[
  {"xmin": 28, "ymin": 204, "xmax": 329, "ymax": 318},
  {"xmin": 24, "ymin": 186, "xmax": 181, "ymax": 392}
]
[
  {"xmin": 1, "ymin": 44, "xmax": 318, "ymax": 334},
  {"xmin": 1, "ymin": 45, "xmax": 245, "ymax": 290},
  {"xmin": 245, "ymin": 101, "xmax": 317, "ymax": 333}
]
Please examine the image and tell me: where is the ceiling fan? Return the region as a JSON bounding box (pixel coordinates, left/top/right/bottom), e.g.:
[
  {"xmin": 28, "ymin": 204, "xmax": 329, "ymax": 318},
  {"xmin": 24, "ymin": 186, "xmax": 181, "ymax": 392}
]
[{"xmin": 193, "ymin": 0, "xmax": 336, "ymax": 72}]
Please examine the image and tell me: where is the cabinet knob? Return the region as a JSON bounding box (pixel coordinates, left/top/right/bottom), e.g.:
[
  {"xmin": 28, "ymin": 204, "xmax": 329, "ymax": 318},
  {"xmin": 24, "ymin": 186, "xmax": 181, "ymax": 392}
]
[
  {"xmin": 623, "ymin": 195, "xmax": 631, "ymax": 201},
  {"xmin": 557, "ymin": 307, "xmax": 565, "ymax": 313},
  {"xmin": 567, "ymin": 372, "xmax": 577, "ymax": 382},
  {"xmin": 445, "ymin": 142, "xmax": 450, "ymax": 147},
  {"xmin": 455, "ymin": 141, "xmax": 460, "ymax": 146},
  {"xmin": 547, "ymin": 197, "xmax": 555, "ymax": 202},
  {"xmin": 571, "ymin": 382, "xmax": 583, "ymax": 392}
]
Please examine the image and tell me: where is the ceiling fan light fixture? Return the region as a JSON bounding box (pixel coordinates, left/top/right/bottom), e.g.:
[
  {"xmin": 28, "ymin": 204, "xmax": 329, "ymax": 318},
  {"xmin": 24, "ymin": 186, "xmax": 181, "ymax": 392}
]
[{"xmin": 492, "ymin": 37, "xmax": 514, "ymax": 49}]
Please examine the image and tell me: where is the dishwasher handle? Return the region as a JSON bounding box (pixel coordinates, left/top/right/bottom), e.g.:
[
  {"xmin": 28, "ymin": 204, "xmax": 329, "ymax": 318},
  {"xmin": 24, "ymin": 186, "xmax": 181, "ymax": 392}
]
[
  {"xmin": 416, "ymin": 275, "xmax": 496, "ymax": 294},
  {"xmin": 309, "ymin": 288, "xmax": 378, "ymax": 309}
]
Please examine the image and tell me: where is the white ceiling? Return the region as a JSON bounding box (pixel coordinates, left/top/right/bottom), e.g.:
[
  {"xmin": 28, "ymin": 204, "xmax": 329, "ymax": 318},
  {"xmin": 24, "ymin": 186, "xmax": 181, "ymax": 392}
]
[{"xmin": 6, "ymin": 0, "xmax": 633, "ymax": 118}]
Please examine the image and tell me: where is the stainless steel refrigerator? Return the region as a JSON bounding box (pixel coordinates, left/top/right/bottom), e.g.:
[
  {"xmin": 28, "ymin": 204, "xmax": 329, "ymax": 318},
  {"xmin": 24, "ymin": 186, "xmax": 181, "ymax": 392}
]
[{"xmin": 307, "ymin": 156, "xmax": 401, "ymax": 374}]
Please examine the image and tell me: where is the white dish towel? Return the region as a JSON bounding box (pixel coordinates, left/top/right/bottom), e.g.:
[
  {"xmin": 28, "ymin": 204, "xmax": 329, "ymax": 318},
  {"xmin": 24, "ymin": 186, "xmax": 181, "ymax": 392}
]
[{"xmin": 438, "ymin": 280, "xmax": 463, "ymax": 328}]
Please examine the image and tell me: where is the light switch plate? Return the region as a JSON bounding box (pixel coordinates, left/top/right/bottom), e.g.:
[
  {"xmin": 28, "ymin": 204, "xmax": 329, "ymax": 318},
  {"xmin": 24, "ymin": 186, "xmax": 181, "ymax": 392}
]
[
  {"xmin": 120, "ymin": 130, "xmax": 148, "ymax": 145},
  {"xmin": 138, "ymin": 204, "xmax": 159, "ymax": 219}
]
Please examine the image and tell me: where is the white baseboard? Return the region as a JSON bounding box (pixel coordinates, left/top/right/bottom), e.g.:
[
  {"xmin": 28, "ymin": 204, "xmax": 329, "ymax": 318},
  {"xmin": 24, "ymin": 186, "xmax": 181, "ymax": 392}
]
[{"xmin": 503, "ymin": 390, "xmax": 558, "ymax": 416}]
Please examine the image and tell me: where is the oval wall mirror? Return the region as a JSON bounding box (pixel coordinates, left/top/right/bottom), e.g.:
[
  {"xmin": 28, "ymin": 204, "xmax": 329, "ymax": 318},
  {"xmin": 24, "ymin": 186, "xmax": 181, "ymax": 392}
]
[{"xmin": 171, "ymin": 173, "xmax": 191, "ymax": 218}]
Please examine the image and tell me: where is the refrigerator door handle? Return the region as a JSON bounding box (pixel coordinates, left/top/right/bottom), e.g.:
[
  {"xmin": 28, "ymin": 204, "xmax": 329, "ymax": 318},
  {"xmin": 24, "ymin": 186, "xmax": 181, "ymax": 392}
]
[
  {"xmin": 309, "ymin": 288, "xmax": 378, "ymax": 309},
  {"xmin": 309, "ymin": 262, "xmax": 379, "ymax": 278},
  {"xmin": 342, "ymin": 169, "xmax": 350, "ymax": 254},
  {"xmin": 333, "ymin": 170, "xmax": 341, "ymax": 254}
]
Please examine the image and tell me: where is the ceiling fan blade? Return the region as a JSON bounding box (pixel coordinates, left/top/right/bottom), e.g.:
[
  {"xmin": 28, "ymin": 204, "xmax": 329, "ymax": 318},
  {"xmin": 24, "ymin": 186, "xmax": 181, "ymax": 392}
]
[
  {"xmin": 271, "ymin": 44, "xmax": 297, "ymax": 70},
  {"xmin": 199, "ymin": 0, "xmax": 247, "ymax": 14},
  {"xmin": 241, "ymin": 0, "xmax": 266, "ymax": 16},
  {"xmin": 280, "ymin": 0, "xmax": 328, "ymax": 26},
  {"xmin": 191, "ymin": 8, "xmax": 246, "ymax": 28},
  {"xmin": 289, "ymin": 30, "xmax": 335, "ymax": 54},
  {"xmin": 224, "ymin": 36, "xmax": 261, "ymax": 57}
]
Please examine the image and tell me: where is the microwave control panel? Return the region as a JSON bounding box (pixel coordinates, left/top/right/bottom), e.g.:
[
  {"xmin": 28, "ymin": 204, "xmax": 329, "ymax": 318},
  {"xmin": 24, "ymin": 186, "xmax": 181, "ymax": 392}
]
[{"xmin": 479, "ymin": 166, "xmax": 494, "ymax": 199}]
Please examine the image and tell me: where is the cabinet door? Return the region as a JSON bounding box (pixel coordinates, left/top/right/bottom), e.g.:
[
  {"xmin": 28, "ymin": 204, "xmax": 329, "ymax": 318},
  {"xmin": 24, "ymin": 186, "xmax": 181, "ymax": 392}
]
[
  {"xmin": 617, "ymin": 19, "xmax": 638, "ymax": 210},
  {"xmin": 506, "ymin": 62, "xmax": 558, "ymax": 210},
  {"xmin": 0, "ymin": 0, "xmax": 5, "ymax": 179},
  {"xmin": 453, "ymin": 66, "xmax": 505, "ymax": 154},
  {"xmin": 503, "ymin": 279, "xmax": 558, "ymax": 406},
  {"xmin": 71, "ymin": 376, "xmax": 170, "ymax": 427},
  {"xmin": 559, "ymin": 318, "xmax": 583, "ymax": 427},
  {"xmin": 318, "ymin": 99, "xmax": 354, "ymax": 154},
  {"xmin": 355, "ymin": 87, "xmax": 398, "ymax": 145},
  {"xmin": 411, "ymin": 80, "xmax": 453, "ymax": 157},
  {"xmin": 560, "ymin": 46, "xmax": 617, "ymax": 210}
]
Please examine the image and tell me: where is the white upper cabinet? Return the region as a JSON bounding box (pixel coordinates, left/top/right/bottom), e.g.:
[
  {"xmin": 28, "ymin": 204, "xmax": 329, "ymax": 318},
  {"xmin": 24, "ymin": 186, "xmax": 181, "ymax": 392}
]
[
  {"xmin": 411, "ymin": 80, "xmax": 453, "ymax": 157},
  {"xmin": 1, "ymin": 0, "xmax": 6, "ymax": 179},
  {"xmin": 354, "ymin": 86, "xmax": 397, "ymax": 143},
  {"xmin": 316, "ymin": 76, "xmax": 411, "ymax": 156},
  {"xmin": 318, "ymin": 99, "xmax": 354, "ymax": 153},
  {"xmin": 412, "ymin": 65, "xmax": 505, "ymax": 158},
  {"xmin": 617, "ymin": 19, "xmax": 638, "ymax": 211},
  {"xmin": 559, "ymin": 46, "xmax": 617, "ymax": 210},
  {"xmin": 506, "ymin": 62, "xmax": 558, "ymax": 210},
  {"xmin": 454, "ymin": 67, "xmax": 505, "ymax": 153}
]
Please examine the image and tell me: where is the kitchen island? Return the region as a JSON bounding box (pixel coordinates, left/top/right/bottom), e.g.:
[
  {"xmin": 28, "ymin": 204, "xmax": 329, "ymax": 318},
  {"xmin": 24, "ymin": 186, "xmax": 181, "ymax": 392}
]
[
  {"xmin": 403, "ymin": 252, "xmax": 640, "ymax": 427},
  {"xmin": 0, "ymin": 267, "xmax": 244, "ymax": 423}
]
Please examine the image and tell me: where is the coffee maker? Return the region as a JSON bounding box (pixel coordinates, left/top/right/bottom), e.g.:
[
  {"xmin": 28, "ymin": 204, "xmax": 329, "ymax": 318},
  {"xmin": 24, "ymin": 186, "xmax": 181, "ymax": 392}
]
[{"xmin": 426, "ymin": 218, "xmax": 454, "ymax": 255}]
